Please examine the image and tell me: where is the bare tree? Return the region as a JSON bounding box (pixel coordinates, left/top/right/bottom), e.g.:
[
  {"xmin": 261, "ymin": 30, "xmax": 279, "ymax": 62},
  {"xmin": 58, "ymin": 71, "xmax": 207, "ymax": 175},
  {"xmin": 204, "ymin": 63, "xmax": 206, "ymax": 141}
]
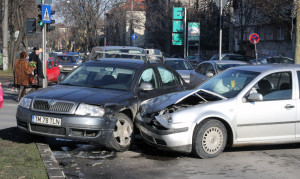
[
  {"xmin": 7, "ymin": 0, "xmax": 37, "ymax": 68},
  {"xmin": 55, "ymin": 0, "xmax": 119, "ymax": 54}
]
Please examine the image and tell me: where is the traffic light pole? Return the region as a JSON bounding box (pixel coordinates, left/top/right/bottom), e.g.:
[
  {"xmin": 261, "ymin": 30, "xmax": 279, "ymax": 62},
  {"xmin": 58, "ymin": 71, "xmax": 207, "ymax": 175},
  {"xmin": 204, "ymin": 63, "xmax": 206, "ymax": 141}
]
[{"xmin": 42, "ymin": 0, "xmax": 48, "ymax": 88}]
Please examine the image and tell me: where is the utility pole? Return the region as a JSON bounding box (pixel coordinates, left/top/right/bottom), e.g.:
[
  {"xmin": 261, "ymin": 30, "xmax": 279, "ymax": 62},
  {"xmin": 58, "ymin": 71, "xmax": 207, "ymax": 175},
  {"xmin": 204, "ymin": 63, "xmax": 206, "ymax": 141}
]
[
  {"xmin": 228, "ymin": 0, "xmax": 234, "ymax": 53},
  {"xmin": 2, "ymin": 0, "xmax": 8, "ymax": 70},
  {"xmin": 295, "ymin": 0, "xmax": 300, "ymax": 64},
  {"xmin": 219, "ymin": 0, "xmax": 223, "ymax": 61},
  {"xmin": 129, "ymin": 0, "xmax": 133, "ymax": 46}
]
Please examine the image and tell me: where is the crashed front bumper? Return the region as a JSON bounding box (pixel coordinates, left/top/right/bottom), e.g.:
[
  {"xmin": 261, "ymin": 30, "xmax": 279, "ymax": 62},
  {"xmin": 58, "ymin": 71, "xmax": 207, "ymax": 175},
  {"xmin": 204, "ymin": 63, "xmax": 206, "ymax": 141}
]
[
  {"xmin": 16, "ymin": 106, "xmax": 116, "ymax": 145},
  {"xmin": 135, "ymin": 113, "xmax": 194, "ymax": 153}
]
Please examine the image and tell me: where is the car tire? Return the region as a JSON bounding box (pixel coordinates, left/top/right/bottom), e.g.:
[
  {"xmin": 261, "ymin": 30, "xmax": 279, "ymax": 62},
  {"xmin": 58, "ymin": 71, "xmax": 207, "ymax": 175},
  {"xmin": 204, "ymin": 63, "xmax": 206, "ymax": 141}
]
[
  {"xmin": 192, "ymin": 119, "xmax": 227, "ymax": 159},
  {"xmin": 105, "ymin": 113, "xmax": 134, "ymax": 152}
]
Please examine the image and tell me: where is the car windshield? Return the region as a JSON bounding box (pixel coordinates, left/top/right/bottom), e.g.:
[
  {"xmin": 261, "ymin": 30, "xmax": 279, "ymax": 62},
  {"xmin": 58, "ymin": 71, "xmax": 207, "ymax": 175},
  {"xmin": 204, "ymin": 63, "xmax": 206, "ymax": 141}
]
[
  {"xmin": 216, "ymin": 63, "xmax": 246, "ymax": 72},
  {"xmin": 166, "ymin": 60, "xmax": 193, "ymax": 70},
  {"xmin": 60, "ymin": 63, "xmax": 136, "ymax": 91},
  {"xmin": 57, "ymin": 56, "xmax": 76, "ymax": 63},
  {"xmin": 199, "ymin": 69, "xmax": 260, "ymax": 98}
]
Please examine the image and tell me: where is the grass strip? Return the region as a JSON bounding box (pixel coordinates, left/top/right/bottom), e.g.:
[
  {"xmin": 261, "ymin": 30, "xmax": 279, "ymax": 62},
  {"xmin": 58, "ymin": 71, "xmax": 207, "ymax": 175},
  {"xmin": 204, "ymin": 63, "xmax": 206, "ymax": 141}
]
[{"xmin": 0, "ymin": 127, "xmax": 48, "ymax": 178}]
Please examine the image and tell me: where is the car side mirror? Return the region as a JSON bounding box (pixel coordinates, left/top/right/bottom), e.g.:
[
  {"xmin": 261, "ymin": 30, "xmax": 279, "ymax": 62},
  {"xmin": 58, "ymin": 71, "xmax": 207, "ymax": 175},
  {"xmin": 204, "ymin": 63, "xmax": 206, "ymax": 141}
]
[
  {"xmin": 139, "ymin": 82, "xmax": 154, "ymax": 91},
  {"xmin": 247, "ymin": 93, "xmax": 263, "ymax": 102},
  {"xmin": 206, "ymin": 72, "xmax": 214, "ymax": 78},
  {"xmin": 57, "ymin": 73, "xmax": 65, "ymax": 83}
]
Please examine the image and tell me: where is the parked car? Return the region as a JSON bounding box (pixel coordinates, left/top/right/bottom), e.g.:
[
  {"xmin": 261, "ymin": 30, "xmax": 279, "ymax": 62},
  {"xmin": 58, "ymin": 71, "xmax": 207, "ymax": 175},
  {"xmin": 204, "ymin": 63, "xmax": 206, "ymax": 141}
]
[
  {"xmin": 88, "ymin": 46, "xmax": 146, "ymax": 61},
  {"xmin": 210, "ymin": 53, "xmax": 249, "ymax": 63},
  {"xmin": 144, "ymin": 49, "xmax": 164, "ymax": 63},
  {"xmin": 136, "ymin": 64, "xmax": 299, "ymax": 158},
  {"xmin": 16, "ymin": 58, "xmax": 190, "ymax": 152},
  {"xmin": 190, "ymin": 60, "xmax": 248, "ymax": 87},
  {"xmin": 56, "ymin": 54, "xmax": 82, "ymax": 74},
  {"xmin": 165, "ymin": 58, "xmax": 195, "ymax": 83},
  {"xmin": 0, "ymin": 82, "xmax": 3, "ymax": 108},
  {"xmin": 249, "ymin": 56, "xmax": 294, "ymax": 65},
  {"xmin": 47, "ymin": 57, "xmax": 60, "ymax": 83},
  {"xmin": 186, "ymin": 54, "xmax": 207, "ymax": 67}
]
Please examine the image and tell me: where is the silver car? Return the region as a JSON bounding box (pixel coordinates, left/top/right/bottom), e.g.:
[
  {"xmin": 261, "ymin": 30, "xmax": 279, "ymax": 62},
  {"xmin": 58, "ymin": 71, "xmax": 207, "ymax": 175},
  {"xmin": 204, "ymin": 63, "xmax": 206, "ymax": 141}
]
[
  {"xmin": 136, "ymin": 64, "xmax": 297, "ymax": 158},
  {"xmin": 165, "ymin": 58, "xmax": 195, "ymax": 83},
  {"xmin": 190, "ymin": 60, "xmax": 248, "ymax": 87}
]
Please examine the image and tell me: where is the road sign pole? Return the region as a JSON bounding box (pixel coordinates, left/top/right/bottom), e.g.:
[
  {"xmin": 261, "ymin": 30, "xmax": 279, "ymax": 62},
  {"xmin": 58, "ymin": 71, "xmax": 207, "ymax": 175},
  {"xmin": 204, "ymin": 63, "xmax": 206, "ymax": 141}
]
[
  {"xmin": 219, "ymin": 0, "xmax": 222, "ymax": 61},
  {"xmin": 184, "ymin": 8, "xmax": 187, "ymax": 58},
  {"xmin": 42, "ymin": 0, "xmax": 48, "ymax": 88},
  {"xmin": 255, "ymin": 40, "xmax": 258, "ymax": 65}
]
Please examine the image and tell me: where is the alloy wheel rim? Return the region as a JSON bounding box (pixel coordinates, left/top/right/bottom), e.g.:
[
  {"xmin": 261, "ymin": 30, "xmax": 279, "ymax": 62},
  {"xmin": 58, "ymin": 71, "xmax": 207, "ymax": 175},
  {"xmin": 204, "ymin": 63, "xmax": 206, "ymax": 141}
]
[
  {"xmin": 201, "ymin": 127, "xmax": 223, "ymax": 154},
  {"xmin": 113, "ymin": 118, "xmax": 132, "ymax": 146}
]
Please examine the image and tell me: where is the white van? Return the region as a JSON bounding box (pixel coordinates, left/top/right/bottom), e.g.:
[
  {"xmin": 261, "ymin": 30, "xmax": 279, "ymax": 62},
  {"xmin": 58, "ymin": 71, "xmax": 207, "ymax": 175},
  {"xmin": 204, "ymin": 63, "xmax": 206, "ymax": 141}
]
[{"xmin": 88, "ymin": 46, "xmax": 146, "ymax": 61}]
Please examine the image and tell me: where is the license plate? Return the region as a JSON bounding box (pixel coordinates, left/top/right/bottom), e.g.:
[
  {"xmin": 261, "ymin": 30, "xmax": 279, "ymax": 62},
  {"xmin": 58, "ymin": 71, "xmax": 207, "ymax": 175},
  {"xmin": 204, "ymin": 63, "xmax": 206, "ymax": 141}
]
[{"xmin": 32, "ymin": 115, "xmax": 61, "ymax": 126}]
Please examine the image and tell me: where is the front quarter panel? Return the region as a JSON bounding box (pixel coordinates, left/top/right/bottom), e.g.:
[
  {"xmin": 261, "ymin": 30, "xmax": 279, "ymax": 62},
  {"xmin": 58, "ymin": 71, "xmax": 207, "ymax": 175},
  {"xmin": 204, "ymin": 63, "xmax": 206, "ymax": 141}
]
[{"xmin": 171, "ymin": 98, "xmax": 237, "ymax": 145}]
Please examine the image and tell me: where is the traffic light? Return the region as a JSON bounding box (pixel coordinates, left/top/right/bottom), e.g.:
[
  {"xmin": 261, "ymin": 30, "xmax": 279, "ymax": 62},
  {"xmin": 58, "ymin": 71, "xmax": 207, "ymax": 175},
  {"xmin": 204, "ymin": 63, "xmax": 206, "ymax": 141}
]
[
  {"xmin": 37, "ymin": 5, "xmax": 44, "ymax": 30},
  {"xmin": 47, "ymin": 20, "xmax": 56, "ymax": 32},
  {"xmin": 47, "ymin": 10, "xmax": 55, "ymax": 32},
  {"xmin": 26, "ymin": 18, "xmax": 36, "ymax": 34}
]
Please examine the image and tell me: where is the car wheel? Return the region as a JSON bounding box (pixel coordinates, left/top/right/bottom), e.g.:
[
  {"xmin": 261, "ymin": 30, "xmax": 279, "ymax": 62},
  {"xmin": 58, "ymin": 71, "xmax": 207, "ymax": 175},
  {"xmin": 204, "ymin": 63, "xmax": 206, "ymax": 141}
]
[
  {"xmin": 192, "ymin": 119, "xmax": 227, "ymax": 159},
  {"xmin": 106, "ymin": 113, "xmax": 134, "ymax": 152}
]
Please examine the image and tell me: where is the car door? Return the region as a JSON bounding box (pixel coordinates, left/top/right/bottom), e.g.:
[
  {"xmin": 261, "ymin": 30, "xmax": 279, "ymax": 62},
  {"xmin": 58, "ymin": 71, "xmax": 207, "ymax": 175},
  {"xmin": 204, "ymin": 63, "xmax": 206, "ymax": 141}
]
[
  {"xmin": 46, "ymin": 59, "xmax": 54, "ymax": 82},
  {"xmin": 156, "ymin": 66, "xmax": 185, "ymax": 94},
  {"xmin": 136, "ymin": 67, "xmax": 164, "ymax": 102},
  {"xmin": 52, "ymin": 58, "xmax": 60, "ymax": 82},
  {"xmin": 236, "ymin": 71, "xmax": 296, "ymax": 142}
]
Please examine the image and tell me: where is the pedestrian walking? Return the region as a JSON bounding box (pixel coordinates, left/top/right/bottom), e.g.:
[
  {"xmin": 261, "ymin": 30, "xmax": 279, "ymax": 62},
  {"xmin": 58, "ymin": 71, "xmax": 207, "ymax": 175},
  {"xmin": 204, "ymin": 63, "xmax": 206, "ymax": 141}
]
[
  {"xmin": 29, "ymin": 47, "xmax": 44, "ymax": 89},
  {"xmin": 14, "ymin": 52, "xmax": 34, "ymax": 102}
]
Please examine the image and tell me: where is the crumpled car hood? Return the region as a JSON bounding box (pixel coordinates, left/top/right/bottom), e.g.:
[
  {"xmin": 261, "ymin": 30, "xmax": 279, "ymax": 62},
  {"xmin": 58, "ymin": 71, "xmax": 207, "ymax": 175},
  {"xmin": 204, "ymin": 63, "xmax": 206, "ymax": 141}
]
[{"xmin": 142, "ymin": 89, "xmax": 201, "ymax": 113}]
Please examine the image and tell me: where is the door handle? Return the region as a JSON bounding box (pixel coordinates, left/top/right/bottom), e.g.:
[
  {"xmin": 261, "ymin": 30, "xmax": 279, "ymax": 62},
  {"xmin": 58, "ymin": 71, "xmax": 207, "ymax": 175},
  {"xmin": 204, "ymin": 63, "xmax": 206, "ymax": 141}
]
[{"xmin": 284, "ymin": 104, "xmax": 295, "ymax": 109}]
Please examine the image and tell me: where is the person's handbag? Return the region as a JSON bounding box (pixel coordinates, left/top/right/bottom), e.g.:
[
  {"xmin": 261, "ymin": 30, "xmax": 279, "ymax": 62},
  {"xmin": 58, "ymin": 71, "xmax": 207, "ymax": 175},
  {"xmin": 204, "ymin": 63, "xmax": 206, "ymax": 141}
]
[{"xmin": 30, "ymin": 75, "xmax": 38, "ymax": 85}]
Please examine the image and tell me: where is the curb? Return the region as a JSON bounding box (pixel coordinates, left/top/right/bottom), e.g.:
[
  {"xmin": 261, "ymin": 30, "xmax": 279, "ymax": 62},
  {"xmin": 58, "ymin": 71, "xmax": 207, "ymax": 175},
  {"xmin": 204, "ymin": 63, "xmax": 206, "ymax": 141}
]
[{"xmin": 36, "ymin": 143, "xmax": 66, "ymax": 179}]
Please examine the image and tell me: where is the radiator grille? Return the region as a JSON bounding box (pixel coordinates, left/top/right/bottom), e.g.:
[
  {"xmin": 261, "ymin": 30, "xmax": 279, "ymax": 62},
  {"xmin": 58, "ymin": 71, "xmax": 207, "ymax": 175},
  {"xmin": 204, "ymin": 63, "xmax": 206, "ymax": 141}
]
[
  {"xmin": 33, "ymin": 100, "xmax": 74, "ymax": 113},
  {"xmin": 30, "ymin": 124, "xmax": 66, "ymax": 136}
]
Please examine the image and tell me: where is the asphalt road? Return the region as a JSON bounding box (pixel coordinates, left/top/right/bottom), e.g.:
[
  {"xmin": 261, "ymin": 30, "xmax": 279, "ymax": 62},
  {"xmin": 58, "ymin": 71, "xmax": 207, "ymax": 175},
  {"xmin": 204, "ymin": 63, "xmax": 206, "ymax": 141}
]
[{"xmin": 2, "ymin": 77, "xmax": 300, "ymax": 178}]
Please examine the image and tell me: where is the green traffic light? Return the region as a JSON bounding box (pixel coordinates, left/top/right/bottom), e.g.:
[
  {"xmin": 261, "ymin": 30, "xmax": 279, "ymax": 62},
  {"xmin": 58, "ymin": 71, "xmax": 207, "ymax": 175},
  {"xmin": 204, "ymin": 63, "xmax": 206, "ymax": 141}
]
[{"xmin": 39, "ymin": 21, "xmax": 43, "ymax": 26}]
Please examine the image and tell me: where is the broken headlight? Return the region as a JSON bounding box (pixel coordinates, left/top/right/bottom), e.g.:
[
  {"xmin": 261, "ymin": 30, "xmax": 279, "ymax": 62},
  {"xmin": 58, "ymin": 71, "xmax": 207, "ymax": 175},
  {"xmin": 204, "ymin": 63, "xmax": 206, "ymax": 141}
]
[
  {"xmin": 75, "ymin": 103, "xmax": 105, "ymax": 117},
  {"xmin": 154, "ymin": 113, "xmax": 172, "ymax": 129}
]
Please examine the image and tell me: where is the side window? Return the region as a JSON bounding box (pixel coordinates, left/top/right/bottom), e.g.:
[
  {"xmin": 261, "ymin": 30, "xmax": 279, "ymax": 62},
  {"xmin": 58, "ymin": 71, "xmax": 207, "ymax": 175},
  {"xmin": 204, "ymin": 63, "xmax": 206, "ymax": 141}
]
[
  {"xmin": 47, "ymin": 60, "xmax": 53, "ymax": 69},
  {"xmin": 205, "ymin": 64, "xmax": 215, "ymax": 75},
  {"xmin": 157, "ymin": 66, "xmax": 180, "ymax": 87},
  {"xmin": 53, "ymin": 59, "xmax": 58, "ymax": 67},
  {"xmin": 250, "ymin": 72, "xmax": 292, "ymax": 101},
  {"xmin": 196, "ymin": 64, "xmax": 207, "ymax": 74},
  {"xmin": 138, "ymin": 68, "xmax": 158, "ymax": 88}
]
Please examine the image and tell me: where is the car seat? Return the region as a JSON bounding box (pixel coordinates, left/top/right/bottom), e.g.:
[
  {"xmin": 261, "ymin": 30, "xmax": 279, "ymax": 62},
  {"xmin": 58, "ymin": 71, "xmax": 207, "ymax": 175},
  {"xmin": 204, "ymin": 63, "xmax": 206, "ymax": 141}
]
[
  {"xmin": 101, "ymin": 75, "xmax": 116, "ymax": 86},
  {"xmin": 257, "ymin": 79, "xmax": 272, "ymax": 95}
]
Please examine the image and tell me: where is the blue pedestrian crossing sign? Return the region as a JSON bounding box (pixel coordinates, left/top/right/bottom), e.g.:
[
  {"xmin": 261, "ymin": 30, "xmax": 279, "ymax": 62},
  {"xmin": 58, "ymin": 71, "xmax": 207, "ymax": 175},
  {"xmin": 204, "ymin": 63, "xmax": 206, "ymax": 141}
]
[
  {"xmin": 42, "ymin": 5, "xmax": 51, "ymax": 23},
  {"xmin": 131, "ymin": 34, "xmax": 137, "ymax": 40}
]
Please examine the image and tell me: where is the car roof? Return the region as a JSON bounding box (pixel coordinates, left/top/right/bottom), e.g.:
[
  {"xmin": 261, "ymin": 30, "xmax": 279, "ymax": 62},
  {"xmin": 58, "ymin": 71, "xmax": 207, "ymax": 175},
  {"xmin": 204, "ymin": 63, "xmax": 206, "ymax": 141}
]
[
  {"xmin": 209, "ymin": 60, "xmax": 248, "ymax": 64},
  {"xmin": 231, "ymin": 64, "xmax": 300, "ymax": 73},
  {"xmin": 92, "ymin": 46, "xmax": 144, "ymax": 51},
  {"xmin": 56, "ymin": 54, "xmax": 77, "ymax": 57},
  {"xmin": 165, "ymin": 58, "xmax": 186, "ymax": 61},
  {"xmin": 90, "ymin": 58, "xmax": 163, "ymax": 68}
]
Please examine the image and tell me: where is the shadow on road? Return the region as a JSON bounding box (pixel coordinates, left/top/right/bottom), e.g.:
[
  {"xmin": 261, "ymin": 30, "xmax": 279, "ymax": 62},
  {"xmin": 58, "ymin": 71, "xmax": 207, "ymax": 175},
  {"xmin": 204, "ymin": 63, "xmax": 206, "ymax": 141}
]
[{"xmin": 0, "ymin": 127, "xmax": 44, "ymax": 144}]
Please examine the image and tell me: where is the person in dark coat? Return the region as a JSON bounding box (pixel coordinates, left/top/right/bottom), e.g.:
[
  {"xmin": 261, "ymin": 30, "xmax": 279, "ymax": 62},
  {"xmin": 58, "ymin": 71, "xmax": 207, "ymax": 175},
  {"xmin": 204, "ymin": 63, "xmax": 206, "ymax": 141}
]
[{"xmin": 29, "ymin": 47, "xmax": 44, "ymax": 88}]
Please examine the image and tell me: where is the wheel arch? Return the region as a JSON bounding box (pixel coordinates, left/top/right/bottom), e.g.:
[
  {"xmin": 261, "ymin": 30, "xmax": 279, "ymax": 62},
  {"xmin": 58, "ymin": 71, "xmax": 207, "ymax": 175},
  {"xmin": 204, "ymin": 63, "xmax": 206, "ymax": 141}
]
[{"xmin": 195, "ymin": 117, "xmax": 234, "ymax": 147}]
